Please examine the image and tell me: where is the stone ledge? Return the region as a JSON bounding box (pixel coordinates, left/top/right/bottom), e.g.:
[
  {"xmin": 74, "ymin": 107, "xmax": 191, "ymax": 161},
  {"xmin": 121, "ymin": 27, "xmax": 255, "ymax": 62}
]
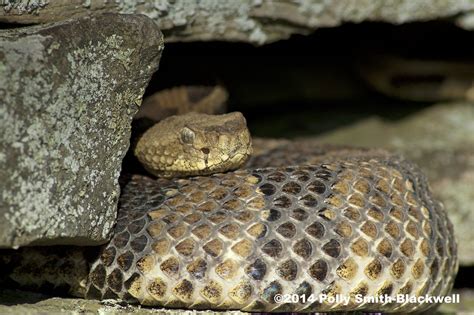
[{"xmin": 1, "ymin": 0, "xmax": 474, "ymax": 44}]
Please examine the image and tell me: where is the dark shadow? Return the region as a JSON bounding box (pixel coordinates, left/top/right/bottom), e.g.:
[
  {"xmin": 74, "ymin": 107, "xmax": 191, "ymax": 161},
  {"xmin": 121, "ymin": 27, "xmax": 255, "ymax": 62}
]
[
  {"xmin": 0, "ymin": 289, "xmax": 54, "ymax": 306},
  {"xmin": 143, "ymin": 20, "xmax": 473, "ymax": 139},
  {"xmin": 454, "ymin": 266, "xmax": 474, "ymax": 289},
  {"xmin": 0, "ymin": 22, "xmax": 35, "ymax": 29}
]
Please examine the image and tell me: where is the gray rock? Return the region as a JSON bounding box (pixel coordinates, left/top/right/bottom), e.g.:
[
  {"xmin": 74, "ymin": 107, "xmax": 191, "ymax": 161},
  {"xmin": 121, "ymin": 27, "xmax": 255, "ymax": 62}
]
[
  {"xmin": 0, "ymin": 288, "xmax": 471, "ymax": 314},
  {"xmin": 313, "ymin": 102, "xmax": 474, "ymax": 266},
  {"xmin": 1, "ymin": 0, "xmax": 473, "ymax": 44},
  {"xmin": 0, "ymin": 14, "xmax": 164, "ymax": 248}
]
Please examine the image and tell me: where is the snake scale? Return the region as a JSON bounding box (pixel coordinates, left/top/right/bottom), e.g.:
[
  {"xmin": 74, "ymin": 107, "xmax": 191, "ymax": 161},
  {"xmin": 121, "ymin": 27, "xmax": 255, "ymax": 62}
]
[{"xmin": 0, "ymin": 87, "xmax": 458, "ymax": 313}]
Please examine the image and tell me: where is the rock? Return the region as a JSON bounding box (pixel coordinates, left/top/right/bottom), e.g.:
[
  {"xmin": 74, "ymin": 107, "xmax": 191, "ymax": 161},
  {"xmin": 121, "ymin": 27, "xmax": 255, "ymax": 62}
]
[
  {"xmin": 0, "ymin": 289, "xmax": 245, "ymax": 314},
  {"xmin": 312, "ymin": 102, "xmax": 474, "ymax": 266},
  {"xmin": 0, "ymin": 288, "xmax": 471, "ymax": 314},
  {"xmin": 456, "ymin": 11, "xmax": 474, "ymax": 30},
  {"xmin": 1, "ymin": 0, "xmax": 473, "ymax": 44},
  {"xmin": 0, "ymin": 14, "xmax": 164, "ymax": 248}
]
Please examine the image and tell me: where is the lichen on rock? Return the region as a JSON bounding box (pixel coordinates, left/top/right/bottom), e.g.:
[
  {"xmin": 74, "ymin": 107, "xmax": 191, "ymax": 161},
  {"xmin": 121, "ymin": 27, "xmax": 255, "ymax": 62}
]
[{"xmin": 0, "ymin": 13, "xmax": 164, "ymax": 248}]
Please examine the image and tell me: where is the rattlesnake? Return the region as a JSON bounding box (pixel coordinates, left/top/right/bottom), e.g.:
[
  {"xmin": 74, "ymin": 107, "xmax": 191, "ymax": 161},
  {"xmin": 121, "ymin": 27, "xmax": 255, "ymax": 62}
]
[{"xmin": 0, "ymin": 87, "xmax": 458, "ymax": 313}]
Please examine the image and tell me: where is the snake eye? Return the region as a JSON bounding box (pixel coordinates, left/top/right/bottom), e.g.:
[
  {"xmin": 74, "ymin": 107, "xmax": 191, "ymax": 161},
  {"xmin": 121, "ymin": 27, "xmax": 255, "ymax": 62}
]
[{"xmin": 180, "ymin": 127, "xmax": 195, "ymax": 144}]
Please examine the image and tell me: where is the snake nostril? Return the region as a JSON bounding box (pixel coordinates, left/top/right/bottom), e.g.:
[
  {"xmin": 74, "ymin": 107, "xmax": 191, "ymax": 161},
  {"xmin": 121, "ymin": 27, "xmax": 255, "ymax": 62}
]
[{"xmin": 201, "ymin": 148, "xmax": 210, "ymax": 154}]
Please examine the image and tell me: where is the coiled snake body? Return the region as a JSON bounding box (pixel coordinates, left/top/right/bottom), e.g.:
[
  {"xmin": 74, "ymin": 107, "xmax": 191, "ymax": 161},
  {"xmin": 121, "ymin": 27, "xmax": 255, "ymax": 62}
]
[{"xmin": 1, "ymin": 88, "xmax": 458, "ymax": 313}]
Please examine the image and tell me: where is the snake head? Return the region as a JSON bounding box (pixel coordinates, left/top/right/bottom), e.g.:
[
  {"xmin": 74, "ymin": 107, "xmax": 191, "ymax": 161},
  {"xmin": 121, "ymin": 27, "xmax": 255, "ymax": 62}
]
[{"xmin": 134, "ymin": 112, "xmax": 252, "ymax": 177}]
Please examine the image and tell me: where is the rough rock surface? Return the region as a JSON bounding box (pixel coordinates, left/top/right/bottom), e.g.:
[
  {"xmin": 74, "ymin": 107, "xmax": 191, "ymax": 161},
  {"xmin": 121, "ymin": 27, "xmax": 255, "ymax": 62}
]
[
  {"xmin": 312, "ymin": 102, "xmax": 474, "ymax": 266},
  {"xmin": 0, "ymin": 289, "xmax": 472, "ymax": 314},
  {"xmin": 0, "ymin": 14, "xmax": 164, "ymax": 248},
  {"xmin": 1, "ymin": 0, "xmax": 474, "ymax": 44}
]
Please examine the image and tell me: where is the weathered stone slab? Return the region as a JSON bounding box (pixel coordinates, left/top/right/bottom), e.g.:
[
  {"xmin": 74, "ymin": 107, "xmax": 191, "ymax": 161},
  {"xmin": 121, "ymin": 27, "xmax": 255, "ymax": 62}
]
[
  {"xmin": 1, "ymin": 0, "xmax": 473, "ymax": 44},
  {"xmin": 0, "ymin": 13, "xmax": 164, "ymax": 248}
]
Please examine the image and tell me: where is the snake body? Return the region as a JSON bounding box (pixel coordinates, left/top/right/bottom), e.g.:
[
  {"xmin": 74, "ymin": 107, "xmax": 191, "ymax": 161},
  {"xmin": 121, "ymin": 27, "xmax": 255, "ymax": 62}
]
[
  {"xmin": 0, "ymin": 87, "xmax": 458, "ymax": 313},
  {"xmin": 82, "ymin": 144, "xmax": 456, "ymax": 313}
]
